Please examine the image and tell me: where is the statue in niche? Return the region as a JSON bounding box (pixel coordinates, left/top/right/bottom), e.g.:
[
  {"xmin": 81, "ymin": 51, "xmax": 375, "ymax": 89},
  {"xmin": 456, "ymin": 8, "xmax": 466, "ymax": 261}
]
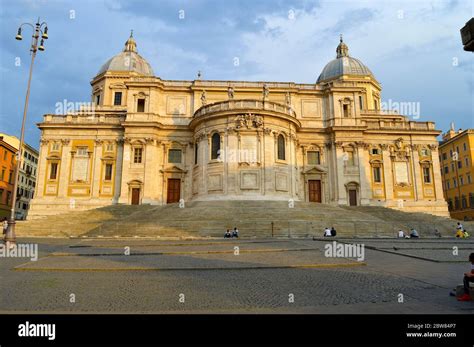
[
  {"xmin": 228, "ymin": 86, "xmax": 234, "ymax": 99},
  {"xmin": 201, "ymin": 90, "xmax": 207, "ymax": 106},
  {"xmin": 263, "ymin": 84, "xmax": 269, "ymax": 101}
]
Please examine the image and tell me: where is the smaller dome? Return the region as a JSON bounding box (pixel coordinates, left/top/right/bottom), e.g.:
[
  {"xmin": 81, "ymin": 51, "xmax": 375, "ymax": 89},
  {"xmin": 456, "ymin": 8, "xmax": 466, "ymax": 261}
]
[
  {"xmin": 97, "ymin": 32, "xmax": 154, "ymax": 76},
  {"xmin": 317, "ymin": 36, "xmax": 374, "ymax": 83}
]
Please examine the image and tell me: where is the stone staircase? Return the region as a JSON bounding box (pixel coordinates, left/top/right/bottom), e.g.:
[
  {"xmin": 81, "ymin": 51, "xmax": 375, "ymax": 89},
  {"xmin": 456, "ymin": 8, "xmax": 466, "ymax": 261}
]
[{"xmin": 15, "ymin": 201, "xmax": 472, "ymax": 238}]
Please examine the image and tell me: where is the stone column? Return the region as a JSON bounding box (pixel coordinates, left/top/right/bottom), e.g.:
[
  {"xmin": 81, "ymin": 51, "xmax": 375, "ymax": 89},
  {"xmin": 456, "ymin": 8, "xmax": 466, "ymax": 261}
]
[
  {"xmin": 113, "ymin": 139, "xmax": 124, "ymax": 204},
  {"xmin": 430, "ymin": 145, "xmax": 445, "ymax": 201},
  {"xmin": 335, "ymin": 143, "xmax": 346, "ymax": 204},
  {"xmin": 57, "ymin": 139, "xmax": 71, "ymax": 198},
  {"xmin": 91, "ymin": 140, "xmax": 103, "ymax": 199},
  {"xmin": 118, "ymin": 139, "xmax": 131, "ymax": 204},
  {"xmin": 34, "ymin": 139, "xmax": 49, "ymax": 198},
  {"xmin": 357, "ymin": 144, "xmax": 371, "ymax": 205},
  {"xmin": 381, "ymin": 145, "xmax": 394, "ymax": 201},
  {"xmin": 411, "ymin": 146, "xmax": 423, "ymax": 201}
]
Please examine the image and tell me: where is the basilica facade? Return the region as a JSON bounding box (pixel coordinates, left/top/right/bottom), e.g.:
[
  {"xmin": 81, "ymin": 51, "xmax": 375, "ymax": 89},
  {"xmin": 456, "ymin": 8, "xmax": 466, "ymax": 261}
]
[{"xmin": 28, "ymin": 34, "xmax": 449, "ymax": 218}]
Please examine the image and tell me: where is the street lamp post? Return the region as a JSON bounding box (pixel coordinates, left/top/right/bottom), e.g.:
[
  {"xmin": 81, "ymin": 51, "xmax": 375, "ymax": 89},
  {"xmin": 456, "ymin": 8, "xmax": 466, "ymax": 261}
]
[{"xmin": 4, "ymin": 18, "xmax": 48, "ymax": 248}]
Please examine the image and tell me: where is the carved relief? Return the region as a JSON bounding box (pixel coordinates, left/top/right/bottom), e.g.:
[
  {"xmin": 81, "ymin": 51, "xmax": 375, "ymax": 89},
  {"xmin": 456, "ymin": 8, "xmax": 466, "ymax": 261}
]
[{"xmin": 235, "ymin": 114, "xmax": 263, "ymax": 129}]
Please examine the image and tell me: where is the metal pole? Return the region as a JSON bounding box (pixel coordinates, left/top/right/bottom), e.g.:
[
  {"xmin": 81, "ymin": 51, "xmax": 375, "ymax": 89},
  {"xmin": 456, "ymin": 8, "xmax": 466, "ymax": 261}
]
[{"xmin": 5, "ymin": 21, "xmax": 40, "ymax": 247}]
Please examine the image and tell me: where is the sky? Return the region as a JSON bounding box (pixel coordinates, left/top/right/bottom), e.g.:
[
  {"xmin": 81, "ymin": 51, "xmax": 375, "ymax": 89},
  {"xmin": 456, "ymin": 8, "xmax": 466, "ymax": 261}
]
[{"xmin": 0, "ymin": 0, "xmax": 472, "ymax": 149}]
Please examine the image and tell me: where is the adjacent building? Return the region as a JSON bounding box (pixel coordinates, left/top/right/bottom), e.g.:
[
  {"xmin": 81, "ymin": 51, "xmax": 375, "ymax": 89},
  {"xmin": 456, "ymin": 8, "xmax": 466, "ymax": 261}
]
[
  {"xmin": 28, "ymin": 34, "xmax": 449, "ymax": 219},
  {"xmin": 0, "ymin": 136, "xmax": 17, "ymax": 219},
  {"xmin": 0, "ymin": 133, "xmax": 39, "ymax": 220},
  {"xmin": 439, "ymin": 126, "xmax": 474, "ymax": 220}
]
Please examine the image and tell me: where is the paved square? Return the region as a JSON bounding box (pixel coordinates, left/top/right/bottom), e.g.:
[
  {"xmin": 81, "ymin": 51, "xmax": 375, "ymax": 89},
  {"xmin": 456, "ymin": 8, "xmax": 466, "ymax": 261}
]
[{"xmin": 0, "ymin": 237, "xmax": 473, "ymax": 314}]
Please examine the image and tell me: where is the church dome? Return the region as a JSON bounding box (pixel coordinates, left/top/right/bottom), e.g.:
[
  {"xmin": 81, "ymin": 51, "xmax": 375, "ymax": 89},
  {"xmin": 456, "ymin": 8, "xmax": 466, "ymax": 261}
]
[
  {"xmin": 317, "ymin": 36, "xmax": 374, "ymax": 83},
  {"xmin": 97, "ymin": 32, "xmax": 154, "ymax": 76}
]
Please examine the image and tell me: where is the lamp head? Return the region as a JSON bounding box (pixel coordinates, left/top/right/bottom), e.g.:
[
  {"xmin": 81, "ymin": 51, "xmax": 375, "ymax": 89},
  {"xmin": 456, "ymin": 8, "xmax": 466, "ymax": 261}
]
[
  {"xmin": 15, "ymin": 28, "xmax": 22, "ymax": 41},
  {"xmin": 38, "ymin": 39, "xmax": 45, "ymax": 51},
  {"xmin": 42, "ymin": 26, "xmax": 48, "ymax": 39}
]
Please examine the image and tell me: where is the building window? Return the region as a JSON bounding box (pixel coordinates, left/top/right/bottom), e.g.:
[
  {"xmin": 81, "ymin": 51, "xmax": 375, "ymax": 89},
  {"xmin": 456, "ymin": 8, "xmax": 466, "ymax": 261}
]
[
  {"xmin": 114, "ymin": 92, "xmax": 122, "ymax": 106},
  {"xmin": 469, "ymin": 193, "xmax": 474, "ymax": 208},
  {"xmin": 106, "ymin": 143, "xmax": 114, "ymax": 152},
  {"xmin": 446, "ymin": 180, "xmax": 450, "ymax": 189},
  {"xmin": 168, "ymin": 149, "xmax": 182, "ymax": 164},
  {"xmin": 77, "ymin": 147, "xmax": 88, "ymax": 156},
  {"xmin": 453, "ymin": 178, "xmax": 457, "ymax": 188},
  {"xmin": 465, "ymin": 157, "xmax": 469, "ymax": 167},
  {"xmin": 211, "ymin": 133, "xmax": 221, "ymax": 160},
  {"xmin": 50, "ymin": 163, "xmax": 58, "ymax": 180},
  {"xmin": 0, "ymin": 168, "xmax": 4, "ymax": 181},
  {"xmin": 460, "ymin": 176, "xmax": 464, "ymax": 186},
  {"xmin": 467, "ymin": 173, "xmax": 472, "ymax": 184},
  {"xmin": 454, "ymin": 197, "xmax": 460, "ymax": 210},
  {"xmin": 133, "ymin": 148, "xmax": 143, "ymax": 164},
  {"xmin": 374, "ymin": 99, "xmax": 378, "ymax": 110},
  {"xmin": 8, "ymin": 171, "xmax": 13, "ymax": 184},
  {"xmin": 104, "ymin": 163, "xmax": 113, "ymax": 181},
  {"xmin": 343, "ymin": 104, "xmax": 349, "ymax": 117},
  {"xmin": 137, "ymin": 99, "xmax": 145, "ymax": 112},
  {"xmin": 371, "ymin": 148, "xmax": 380, "ymax": 155},
  {"xmin": 6, "ymin": 191, "xmax": 11, "ymax": 205},
  {"xmin": 3, "ymin": 151, "xmax": 6, "ymax": 160},
  {"xmin": 359, "ymin": 95, "xmax": 363, "ymax": 110},
  {"xmin": 442, "ymin": 152, "xmax": 447, "ymax": 161},
  {"xmin": 463, "ymin": 142, "xmax": 467, "ymax": 151},
  {"xmin": 447, "ymin": 198, "xmax": 453, "ymax": 211},
  {"xmin": 423, "ymin": 166, "xmax": 431, "ymax": 183},
  {"xmin": 420, "ymin": 148, "xmax": 430, "ymax": 157},
  {"xmin": 194, "ymin": 143, "xmax": 198, "ymax": 165},
  {"xmin": 451, "ymin": 163, "xmax": 455, "ymax": 172},
  {"xmin": 345, "ymin": 150, "xmax": 355, "ymax": 166},
  {"xmin": 0, "ymin": 188, "xmax": 3, "ymax": 202},
  {"xmin": 307, "ymin": 151, "xmax": 320, "ymax": 165},
  {"xmin": 52, "ymin": 142, "xmax": 60, "ymax": 151},
  {"xmin": 457, "ymin": 160, "xmax": 462, "ymax": 169},
  {"xmin": 373, "ymin": 166, "xmax": 382, "ymax": 183},
  {"xmin": 461, "ymin": 195, "xmax": 467, "ymax": 209},
  {"xmin": 277, "ymin": 134, "xmax": 285, "ymax": 161},
  {"xmin": 96, "ymin": 94, "xmax": 100, "ymax": 106}
]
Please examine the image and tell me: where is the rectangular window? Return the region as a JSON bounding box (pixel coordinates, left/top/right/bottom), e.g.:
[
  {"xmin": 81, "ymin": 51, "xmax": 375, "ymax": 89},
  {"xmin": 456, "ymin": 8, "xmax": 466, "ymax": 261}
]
[
  {"xmin": 194, "ymin": 143, "xmax": 198, "ymax": 165},
  {"xmin": 0, "ymin": 169, "xmax": 4, "ymax": 181},
  {"xmin": 106, "ymin": 143, "xmax": 114, "ymax": 152},
  {"xmin": 76, "ymin": 147, "xmax": 88, "ymax": 156},
  {"xmin": 307, "ymin": 151, "xmax": 320, "ymax": 165},
  {"xmin": 457, "ymin": 161, "xmax": 462, "ymax": 169},
  {"xmin": 96, "ymin": 94, "xmax": 100, "ymax": 106},
  {"xmin": 359, "ymin": 95, "xmax": 363, "ymax": 110},
  {"xmin": 371, "ymin": 148, "xmax": 380, "ymax": 155},
  {"xmin": 104, "ymin": 163, "xmax": 113, "ymax": 181},
  {"xmin": 137, "ymin": 99, "xmax": 145, "ymax": 112},
  {"xmin": 446, "ymin": 180, "xmax": 450, "ymax": 189},
  {"xmin": 8, "ymin": 171, "xmax": 13, "ymax": 184},
  {"xmin": 6, "ymin": 191, "xmax": 11, "ymax": 205},
  {"xmin": 50, "ymin": 163, "xmax": 58, "ymax": 180},
  {"xmin": 3, "ymin": 151, "xmax": 6, "ymax": 160},
  {"xmin": 453, "ymin": 178, "xmax": 457, "ymax": 188},
  {"xmin": 133, "ymin": 148, "xmax": 143, "ymax": 164},
  {"xmin": 52, "ymin": 142, "xmax": 60, "ymax": 151},
  {"xmin": 343, "ymin": 104, "xmax": 349, "ymax": 117},
  {"xmin": 470, "ymin": 193, "xmax": 474, "ymax": 208},
  {"xmin": 442, "ymin": 152, "xmax": 447, "ymax": 160},
  {"xmin": 444, "ymin": 166, "xmax": 448, "ymax": 174},
  {"xmin": 468, "ymin": 173, "xmax": 472, "ymax": 184},
  {"xmin": 373, "ymin": 167, "xmax": 382, "ymax": 183},
  {"xmin": 463, "ymin": 143, "xmax": 467, "ymax": 151},
  {"xmin": 0, "ymin": 188, "xmax": 3, "ymax": 202},
  {"xmin": 423, "ymin": 167, "xmax": 431, "ymax": 183},
  {"xmin": 114, "ymin": 92, "xmax": 122, "ymax": 106},
  {"xmin": 460, "ymin": 176, "xmax": 464, "ymax": 186},
  {"xmin": 465, "ymin": 157, "xmax": 469, "ymax": 167},
  {"xmin": 168, "ymin": 149, "xmax": 182, "ymax": 164},
  {"xmin": 374, "ymin": 99, "xmax": 378, "ymax": 110},
  {"xmin": 346, "ymin": 151, "xmax": 355, "ymax": 166},
  {"xmin": 451, "ymin": 163, "xmax": 455, "ymax": 172}
]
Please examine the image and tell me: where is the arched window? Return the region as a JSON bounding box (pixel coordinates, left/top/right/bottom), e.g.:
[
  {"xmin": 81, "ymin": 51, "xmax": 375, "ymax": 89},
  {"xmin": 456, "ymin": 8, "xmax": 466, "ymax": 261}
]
[
  {"xmin": 277, "ymin": 134, "xmax": 285, "ymax": 160},
  {"xmin": 211, "ymin": 133, "xmax": 220, "ymax": 160}
]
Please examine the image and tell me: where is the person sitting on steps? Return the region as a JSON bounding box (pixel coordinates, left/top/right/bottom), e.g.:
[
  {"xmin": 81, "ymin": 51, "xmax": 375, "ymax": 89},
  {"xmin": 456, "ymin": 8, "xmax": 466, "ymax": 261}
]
[
  {"xmin": 457, "ymin": 253, "xmax": 474, "ymax": 302},
  {"xmin": 224, "ymin": 229, "xmax": 232, "ymax": 238}
]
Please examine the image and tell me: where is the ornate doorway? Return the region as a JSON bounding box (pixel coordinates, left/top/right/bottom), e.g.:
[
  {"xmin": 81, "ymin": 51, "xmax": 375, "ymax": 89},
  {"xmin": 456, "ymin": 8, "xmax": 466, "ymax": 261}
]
[
  {"xmin": 308, "ymin": 180, "xmax": 322, "ymax": 203},
  {"xmin": 131, "ymin": 188, "xmax": 140, "ymax": 205},
  {"xmin": 167, "ymin": 178, "xmax": 181, "ymax": 203}
]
